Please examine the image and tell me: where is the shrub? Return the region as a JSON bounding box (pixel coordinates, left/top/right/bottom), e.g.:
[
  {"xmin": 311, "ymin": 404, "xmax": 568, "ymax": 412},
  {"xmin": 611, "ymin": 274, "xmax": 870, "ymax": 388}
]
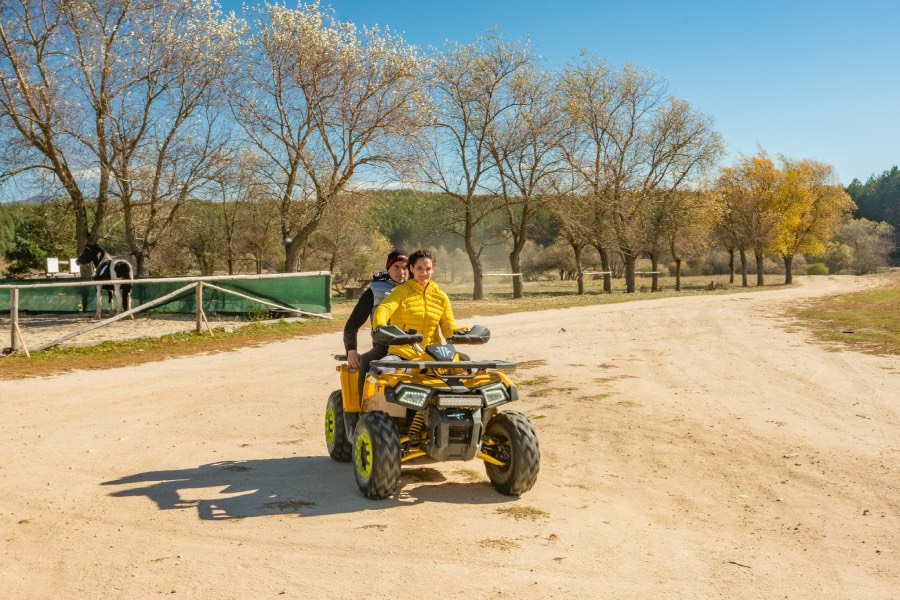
[{"xmin": 806, "ymin": 262, "xmax": 829, "ymax": 275}]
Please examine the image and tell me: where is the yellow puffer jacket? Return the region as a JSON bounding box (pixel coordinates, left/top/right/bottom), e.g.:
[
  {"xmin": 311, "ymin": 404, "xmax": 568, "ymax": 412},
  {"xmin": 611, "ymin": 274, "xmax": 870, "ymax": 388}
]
[{"xmin": 372, "ymin": 279, "xmax": 457, "ymax": 359}]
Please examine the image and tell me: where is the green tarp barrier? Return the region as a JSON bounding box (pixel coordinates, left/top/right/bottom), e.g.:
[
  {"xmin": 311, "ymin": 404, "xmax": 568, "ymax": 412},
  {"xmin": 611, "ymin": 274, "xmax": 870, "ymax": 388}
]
[{"xmin": 0, "ymin": 275, "xmax": 331, "ymax": 316}]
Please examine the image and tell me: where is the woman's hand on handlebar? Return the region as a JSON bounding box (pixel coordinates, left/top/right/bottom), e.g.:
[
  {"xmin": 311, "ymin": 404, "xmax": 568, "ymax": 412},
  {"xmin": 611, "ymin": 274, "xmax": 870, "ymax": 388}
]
[{"xmin": 347, "ymin": 349, "xmax": 361, "ymax": 369}]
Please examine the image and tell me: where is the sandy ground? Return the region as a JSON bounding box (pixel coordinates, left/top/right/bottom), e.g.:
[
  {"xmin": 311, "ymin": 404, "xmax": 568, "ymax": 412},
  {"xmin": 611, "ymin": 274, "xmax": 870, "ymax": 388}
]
[{"xmin": 0, "ymin": 275, "xmax": 897, "ymax": 599}]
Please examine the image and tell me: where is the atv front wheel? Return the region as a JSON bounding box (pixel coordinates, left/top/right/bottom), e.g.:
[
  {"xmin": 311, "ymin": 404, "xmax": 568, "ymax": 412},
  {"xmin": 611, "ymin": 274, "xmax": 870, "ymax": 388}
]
[
  {"xmin": 325, "ymin": 390, "xmax": 351, "ymax": 462},
  {"xmin": 482, "ymin": 411, "xmax": 540, "ymax": 496},
  {"xmin": 352, "ymin": 411, "xmax": 401, "ymax": 499}
]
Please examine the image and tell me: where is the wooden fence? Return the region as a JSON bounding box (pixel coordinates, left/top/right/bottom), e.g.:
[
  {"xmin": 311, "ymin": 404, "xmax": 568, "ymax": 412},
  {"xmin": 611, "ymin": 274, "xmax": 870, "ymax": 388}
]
[{"xmin": 2, "ymin": 271, "xmax": 331, "ymax": 357}]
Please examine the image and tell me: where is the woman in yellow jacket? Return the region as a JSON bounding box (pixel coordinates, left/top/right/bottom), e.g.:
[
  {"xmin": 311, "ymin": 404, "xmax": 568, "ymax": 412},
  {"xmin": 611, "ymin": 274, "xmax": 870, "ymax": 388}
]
[{"xmin": 372, "ymin": 249, "xmax": 458, "ymax": 360}]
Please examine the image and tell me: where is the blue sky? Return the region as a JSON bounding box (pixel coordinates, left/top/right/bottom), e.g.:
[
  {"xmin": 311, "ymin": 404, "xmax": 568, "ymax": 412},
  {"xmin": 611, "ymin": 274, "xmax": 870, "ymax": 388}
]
[{"xmin": 222, "ymin": 0, "xmax": 899, "ymax": 185}]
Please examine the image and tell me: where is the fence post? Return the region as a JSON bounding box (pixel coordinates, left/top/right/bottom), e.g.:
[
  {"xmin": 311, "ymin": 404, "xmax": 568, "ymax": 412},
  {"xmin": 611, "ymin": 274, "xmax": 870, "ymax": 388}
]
[
  {"xmin": 195, "ymin": 282, "xmax": 203, "ymax": 334},
  {"xmin": 10, "ymin": 287, "xmax": 18, "ymax": 352}
]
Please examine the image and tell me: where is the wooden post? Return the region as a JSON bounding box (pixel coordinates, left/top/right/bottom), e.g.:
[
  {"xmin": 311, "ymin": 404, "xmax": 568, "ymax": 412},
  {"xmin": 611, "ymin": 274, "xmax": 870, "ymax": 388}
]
[
  {"xmin": 13, "ymin": 321, "xmax": 29, "ymax": 357},
  {"xmin": 10, "ymin": 287, "xmax": 18, "ymax": 352},
  {"xmin": 195, "ymin": 282, "xmax": 203, "ymax": 334}
]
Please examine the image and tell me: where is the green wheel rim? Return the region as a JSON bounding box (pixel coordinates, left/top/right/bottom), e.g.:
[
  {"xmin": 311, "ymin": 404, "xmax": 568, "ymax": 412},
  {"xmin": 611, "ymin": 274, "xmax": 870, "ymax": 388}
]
[
  {"xmin": 325, "ymin": 407, "xmax": 336, "ymax": 445},
  {"xmin": 355, "ymin": 432, "xmax": 372, "ymax": 479}
]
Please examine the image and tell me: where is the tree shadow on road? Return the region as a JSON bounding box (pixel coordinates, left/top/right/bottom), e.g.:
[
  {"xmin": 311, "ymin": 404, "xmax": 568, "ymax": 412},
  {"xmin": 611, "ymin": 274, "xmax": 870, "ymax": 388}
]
[{"xmin": 101, "ymin": 456, "xmax": 511, "ymax": 519}]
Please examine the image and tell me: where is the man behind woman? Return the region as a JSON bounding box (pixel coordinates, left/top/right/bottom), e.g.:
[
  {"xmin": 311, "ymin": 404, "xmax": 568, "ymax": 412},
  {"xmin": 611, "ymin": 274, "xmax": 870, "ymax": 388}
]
[{"xmin": 343, "ymin": 248, "xmax": 409, "ymax": 398}]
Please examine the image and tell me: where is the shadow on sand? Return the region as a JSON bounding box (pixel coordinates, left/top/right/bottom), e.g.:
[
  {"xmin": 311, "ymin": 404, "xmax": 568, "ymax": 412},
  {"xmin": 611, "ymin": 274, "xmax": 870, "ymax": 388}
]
[{"xmin": 101, "ymin": 456, "xmax": 511, "ymax": 519}]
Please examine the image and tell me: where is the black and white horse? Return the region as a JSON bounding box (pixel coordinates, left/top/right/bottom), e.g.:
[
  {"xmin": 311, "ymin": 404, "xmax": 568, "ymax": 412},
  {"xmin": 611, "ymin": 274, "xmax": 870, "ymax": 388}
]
[{"xmin": 76, "ymin": 243, "xmax": 134, "ymax": 317}]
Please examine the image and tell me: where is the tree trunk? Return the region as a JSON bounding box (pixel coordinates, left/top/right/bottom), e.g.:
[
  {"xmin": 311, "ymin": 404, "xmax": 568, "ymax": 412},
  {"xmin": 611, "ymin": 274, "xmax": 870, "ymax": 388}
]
[
  {"xmin": 135, "ymin": 252, "xmax": 149, "ymax": 278},
  {"xmin": 728, "ymin": 248, "xmax": 735, "ymax": 284},
  {"xmin": 674, "ymin": 257, "xmax": 682, "ymax": 291},
  {"xmin": 783, "ymin": 254, "xmax": 793, "ymax": 284},
  {"xmin": 598, "ymin": 246, "xmax": 612, "ymax": 293},
  {"xmin": 464, "ymin": 239, "xmax": 484, "ymax": 300},
  {"xmin": 623, "ymin": 251, "xmax": 637, "ymax": 293},
  {"xmin": 284, "ymin": 243, "xmax": 299, "ymax": 272},
  {"xmin": 649, "ymin": 252, "xmax": 659, "ymax": 292},
  {"xmin": 739, "ymin": 248, "xmax": 748, "ymax": 288},
  {"xmin": 573, "ymin": 245, "xmax": 584, "ymax": 295},
  {"xmin": 509, "ymin": 248, "xmax": 523, "ymax": 299},
  {"xmin": 754, "ymin": 250, "xmax": 765, "ymax": 287}
]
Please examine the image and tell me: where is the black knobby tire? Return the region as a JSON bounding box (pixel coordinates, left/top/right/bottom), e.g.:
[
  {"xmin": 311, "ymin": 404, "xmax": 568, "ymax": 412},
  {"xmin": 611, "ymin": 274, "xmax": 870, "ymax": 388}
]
[
  {"xmin": 352, "ymin": 411, "xmax": 401, "ymax": 499},
  {"xmin": 483, "ymin": 411, "xmax": 540, "ymax": 496},
  {"xmin": 325, "ymin": 390, "xmax": 352, "ymax": 462}
]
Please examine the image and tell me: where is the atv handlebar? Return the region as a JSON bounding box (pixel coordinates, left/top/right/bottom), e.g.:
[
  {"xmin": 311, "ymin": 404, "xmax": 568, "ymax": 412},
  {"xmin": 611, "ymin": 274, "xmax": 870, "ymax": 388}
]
[
  {"xmin": 372, "ymin": 325, "xmax": 424, "ymax": 346},
  {"xmin": 448, "ymin": 324, "xmax": 490, "ymax": 344},
  {"xmin": 373, "ymin": 324, "xmax": 491, "ymax": 346}
]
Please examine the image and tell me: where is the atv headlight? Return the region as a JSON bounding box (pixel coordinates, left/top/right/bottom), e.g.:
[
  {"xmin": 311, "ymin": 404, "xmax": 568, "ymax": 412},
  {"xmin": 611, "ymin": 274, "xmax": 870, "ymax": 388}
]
[
  {"xmin": 437, "ymin": 395, "xmax": 483, "ymax": 409},
  {"xmin": 394, "ymin": 384, "xmax": 431, "ymax": 409},
  {"xmin": 481, "ymin": 383, "xmax": 510, "ymax": 408}
]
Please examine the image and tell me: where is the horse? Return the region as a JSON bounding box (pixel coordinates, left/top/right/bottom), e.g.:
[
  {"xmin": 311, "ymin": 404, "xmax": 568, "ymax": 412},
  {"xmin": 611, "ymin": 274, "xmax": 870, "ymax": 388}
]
[{"xmin": 76, "ymin": 243, "xmax": 134, "ymax": 318}]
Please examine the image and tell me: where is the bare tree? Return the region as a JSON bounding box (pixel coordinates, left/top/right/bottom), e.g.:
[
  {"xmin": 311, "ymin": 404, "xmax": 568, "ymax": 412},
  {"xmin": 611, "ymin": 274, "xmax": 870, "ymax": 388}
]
[
  {"xmin": 665, "ymin": 189, "xmax": 720, "ymax": 291},
  {"xmin": 231, "ymin": 3, "xmax": 425, "ymax": 272},
  {"xmin": 305, "ymin": 192, "xmax": 391, "ymax": 286},
  {"xmin": 547, "ymin": 192, "xmax": 594, "ymax": 294},
  {"xmin": 412, "ymin": 30, "xmax": 532, "ymax": 300},
  {"xmin": 209, "ymin": 149, "xmax": 275, "ymax": 275},
  {"xmin": 561, "ymin": 54, "xmax": 722, "ymax": 292},
  {"xmin": 711, "ymin": 191, "xmax": 745, "ymax": 285},
  {"xmin": 103, "ymin": 0, "xmax": 241, "ymax": 275},
  {"xmin": 0, "ymin": 0, "xmax": 109, "ymax": 260},
  {"xmin": 486, "ymin": 63, "xmax": 567, "ymax": 298},
  {"xmin": 0, "ymin": 0, "xmax": 241, "ymax": 275}
]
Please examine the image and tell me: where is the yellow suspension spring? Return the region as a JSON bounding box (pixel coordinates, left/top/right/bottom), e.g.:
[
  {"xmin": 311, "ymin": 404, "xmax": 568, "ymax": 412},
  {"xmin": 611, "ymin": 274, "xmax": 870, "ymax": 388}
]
[{"xmin": 407, "ymin": 411, "xmax": 426, "ymax": 441}]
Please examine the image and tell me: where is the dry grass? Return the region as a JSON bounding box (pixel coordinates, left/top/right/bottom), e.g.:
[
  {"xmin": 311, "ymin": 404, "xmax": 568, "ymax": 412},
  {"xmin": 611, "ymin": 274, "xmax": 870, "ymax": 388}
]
[
  {"xmin": 787, "ymin": 272, "xmax": 900, "ymax": 356},
  {"xmin": 262, "ymin": 500, "xmax": 316, "ymax": 511},
  {"xmin": 496, "ymin": 505, "xmax": 549, "ymax": 521},
  {"xmin": 478, "ymin": 538, "xmax": 520, "ymax": 550}
]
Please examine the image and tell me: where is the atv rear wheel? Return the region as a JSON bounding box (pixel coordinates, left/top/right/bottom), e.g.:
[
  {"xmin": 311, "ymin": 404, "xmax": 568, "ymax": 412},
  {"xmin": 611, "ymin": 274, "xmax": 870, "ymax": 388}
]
[
  {"xmin": 482, "ymin": 411, "xmax": 540, "ymax": 496},
  {"xmin": 352, "ymin": 411, "xmax": 401, "ymax": 499},
  {"xmin": 325, "ymin": 390, "xmax": 351, "ymax": 462}
]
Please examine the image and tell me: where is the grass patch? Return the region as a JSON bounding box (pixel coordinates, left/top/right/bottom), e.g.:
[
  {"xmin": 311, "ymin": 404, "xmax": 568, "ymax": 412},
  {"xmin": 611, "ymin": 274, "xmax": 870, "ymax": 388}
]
[
  {"xmin": 515, "ymin": 359, "xmax": 548, "ymax": 369},
  {"xmin": 402, "ymin": 467, "xmax": 444, "ymax": 483},
  {"xmin": 478, "ymin": 538, "xmax": 520, "ymax": 551},
  {"xmin": 576, "ymin": 392, "xmax": 614, "ymax": 402},
  {"xmin": 496, "ymin": 506, "xmax": 549, "ymax": 521},
  {"xmin": 455, "ymin": 468, "xmax": 484, "ymax": 483},
  {"xmin": 592, "ymin": 375, "xmax": 636, "ymax": 383},
  {"xmin": 787, "ymin": 272, "xmax": 900, "ymax": 356},
  {"xmin": 219, "ymin": 464, "xmax": 251, "ymax": 473},
  {"xmin": 520, "ymin": 375, "xmax": 554, "ymax": 386},
  {"xmin": 262, "ymin": 499, "xmax": 316, "ymax": 511}
]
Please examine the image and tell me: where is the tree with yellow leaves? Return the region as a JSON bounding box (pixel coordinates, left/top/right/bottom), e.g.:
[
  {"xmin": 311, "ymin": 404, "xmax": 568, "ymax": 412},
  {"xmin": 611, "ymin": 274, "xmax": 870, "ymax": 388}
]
[
  {"xmin": 717, "ymin": 153, "xmax": 782, "ymax": 286},
  {"xmin": 773, "ymin": 158, "xmax": 855, "ymax": 283}
]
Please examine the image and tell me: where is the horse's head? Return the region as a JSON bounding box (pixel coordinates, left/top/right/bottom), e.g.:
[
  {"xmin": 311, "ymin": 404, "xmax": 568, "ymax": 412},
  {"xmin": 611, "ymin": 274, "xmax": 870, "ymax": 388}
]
[{"xmin": 76, "ymin": 243, "xmax": 105, "ymax": 267}]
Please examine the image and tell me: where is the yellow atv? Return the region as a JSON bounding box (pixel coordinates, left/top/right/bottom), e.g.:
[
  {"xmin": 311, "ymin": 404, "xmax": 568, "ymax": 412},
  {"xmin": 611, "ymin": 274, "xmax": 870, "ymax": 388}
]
[{"xmin": 326, "ymin": 325, "xmax": 540, "ymax": 499}]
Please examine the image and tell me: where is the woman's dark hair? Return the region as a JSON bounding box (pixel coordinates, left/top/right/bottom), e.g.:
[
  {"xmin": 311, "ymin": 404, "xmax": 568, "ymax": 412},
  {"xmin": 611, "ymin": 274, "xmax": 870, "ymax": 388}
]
[{"xmin": 407, "ymin": 249, "xmax": 435, "ymax": 273}]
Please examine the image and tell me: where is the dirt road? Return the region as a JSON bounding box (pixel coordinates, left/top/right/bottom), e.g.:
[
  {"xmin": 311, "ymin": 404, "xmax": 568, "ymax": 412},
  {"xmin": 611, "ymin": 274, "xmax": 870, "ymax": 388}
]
[{"xmin": 1, "ymin": 275, "xmax": 897, "ymax": 599}]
